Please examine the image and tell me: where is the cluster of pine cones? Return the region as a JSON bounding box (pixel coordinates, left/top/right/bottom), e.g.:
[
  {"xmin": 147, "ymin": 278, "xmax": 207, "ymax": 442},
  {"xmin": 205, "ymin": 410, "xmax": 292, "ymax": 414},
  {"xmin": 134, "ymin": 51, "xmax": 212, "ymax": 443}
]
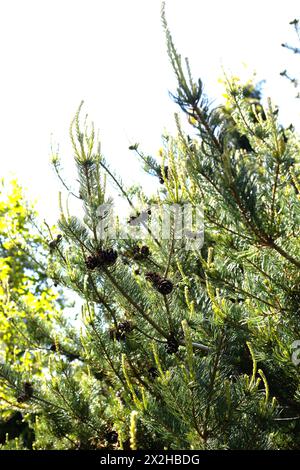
[
  {"xmin": 131, "ymin": 244, "xmax": 150, "ymax": 260},
  {"xmin": 86, "ymin": 248, "xmax": 118, "ymax": 270}
]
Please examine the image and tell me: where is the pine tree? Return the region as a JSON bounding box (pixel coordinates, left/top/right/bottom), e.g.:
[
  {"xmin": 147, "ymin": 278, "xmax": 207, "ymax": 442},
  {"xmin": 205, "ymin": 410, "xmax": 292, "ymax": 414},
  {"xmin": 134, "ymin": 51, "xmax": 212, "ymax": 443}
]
[{"xmin": 1, "ymin": 9, "xmax": 300, "ymax": 450}]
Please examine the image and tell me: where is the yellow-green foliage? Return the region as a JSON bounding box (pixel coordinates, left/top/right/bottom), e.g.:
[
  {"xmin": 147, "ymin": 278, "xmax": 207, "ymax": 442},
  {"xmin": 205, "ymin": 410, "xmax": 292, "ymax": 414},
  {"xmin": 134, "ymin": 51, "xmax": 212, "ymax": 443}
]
[{"xmin": 0, "ymin": 180, "xmax": 59, "ymax": 416}]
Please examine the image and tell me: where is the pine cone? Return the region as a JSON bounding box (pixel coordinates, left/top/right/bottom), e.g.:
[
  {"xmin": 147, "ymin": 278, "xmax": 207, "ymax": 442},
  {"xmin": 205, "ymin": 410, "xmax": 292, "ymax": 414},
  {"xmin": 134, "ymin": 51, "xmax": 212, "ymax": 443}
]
[
  {"xmin": 109, "ymin": 327, "xmax": 119, "ymax": 341},
  {"xmin": 86, "ymin": 254, "xmax": 100, "ymax": 270},
  {"xmin": 145, "ymin": 272, "xmax": 173, "ymax": 295},
  {"xmin": 145, "ymin": 272, "xmax": 161, "ymax": 285},
  {"xmin": 132, "ymin": 245, "xmax": 141, "ymax": 259},
  {"xmin": 109, "ymin": 320, "xmax": 133, "ymax": 342},
  {"xmin": 86, "ymin": 249, "xmax": 118, "ymax": 270},
  {"xmin": 157, "ymin": 278, "xmax": 173, "ymax": 295},
  {"xmin": 132, "ymin": 244, "xmax": 150, "ymax": 260},
  {"xmin": 17, "ymin": 382, "xmax": 34, "ymax": 403},
  {"xmin": 98, "ymin": 248, "xmax": 118, "ymax": 266},
  {"xmin": 118, "ymin": 320, "xmax": 133, "ymax": 333},
  {"xmin": 140, "ymin": 245, "xmax": 150, "ymax": 258},
  {"xmin": 165, "ymin": 337, "xmax": 179, "ymax": 354},
  {"xmin": 48, "ymin": 234, "xmax": 62, "ymax": 252}
]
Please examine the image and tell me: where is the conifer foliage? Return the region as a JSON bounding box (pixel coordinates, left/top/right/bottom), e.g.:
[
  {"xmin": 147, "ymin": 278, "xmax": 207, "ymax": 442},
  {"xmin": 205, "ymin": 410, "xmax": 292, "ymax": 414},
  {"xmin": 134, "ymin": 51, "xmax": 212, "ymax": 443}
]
[{"xmin": 1, "ymin": 7, "xmax": 300, "ymax": 450}]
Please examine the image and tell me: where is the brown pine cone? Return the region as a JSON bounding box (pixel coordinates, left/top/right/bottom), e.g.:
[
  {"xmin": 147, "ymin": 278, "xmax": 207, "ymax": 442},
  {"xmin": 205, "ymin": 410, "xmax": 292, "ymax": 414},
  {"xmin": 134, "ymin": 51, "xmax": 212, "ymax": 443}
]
[
  {"xmin": 86, "ymin": 249, "xmax": 118, "ymax": 270},
  {"xmin": 145, "ymin": 272, "xmax": 161, "ymax": 285},
  {"xmin": 140, "ymin": 245, "xmax": 150, "ymax": 257},
  {"xmin": 98, "ymin": 248, "xmax": 118, "ymax": 266},
  {"xmin": 157, "ymin": 278, "xmax": 173, "ymax": 295},
  {"xmin": 17, "ymin": 382, "xmax": 34, "ymax": 403},
  {"xmin": 85, "ymin": 254, "xmax": 100, "ymax": 270},
  {"xmin": 118, "ymin": 320, "xmax": 133, "ymax": 333},
  {"xmin": 145, "ymin": 272, "xmax": 173, "ymax": 295}
]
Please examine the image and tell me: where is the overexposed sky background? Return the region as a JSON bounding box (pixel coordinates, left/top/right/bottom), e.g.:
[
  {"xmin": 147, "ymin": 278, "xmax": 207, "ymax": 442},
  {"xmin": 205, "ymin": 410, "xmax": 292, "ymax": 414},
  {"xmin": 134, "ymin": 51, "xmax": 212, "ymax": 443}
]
[{"xmin": 0, "ymin": 0, "xmax": 299, "ymax": 224}]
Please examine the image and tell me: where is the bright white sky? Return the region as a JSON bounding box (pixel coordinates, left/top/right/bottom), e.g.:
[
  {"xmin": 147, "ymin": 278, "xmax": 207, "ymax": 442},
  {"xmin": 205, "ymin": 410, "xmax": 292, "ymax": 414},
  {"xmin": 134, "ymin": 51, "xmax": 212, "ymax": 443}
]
[{"xmin": 1, "ymin": 0, "xmax": 299, "ymax": 224}]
